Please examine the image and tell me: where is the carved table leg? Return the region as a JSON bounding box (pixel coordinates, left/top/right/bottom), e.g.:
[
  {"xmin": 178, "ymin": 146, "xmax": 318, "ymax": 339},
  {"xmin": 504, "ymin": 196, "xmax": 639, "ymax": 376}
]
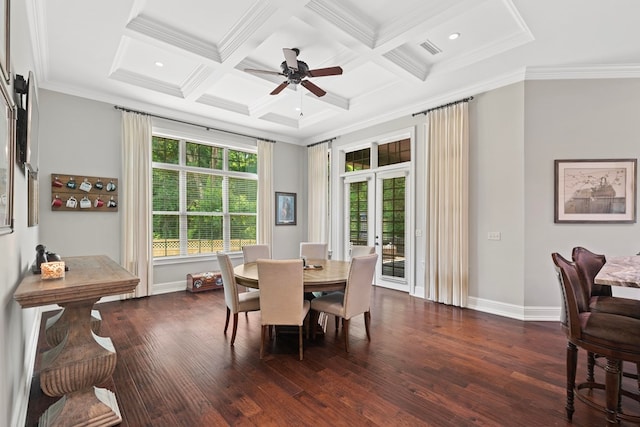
[
  {"xmin": 38, "ymin": 299, "xmax": 121, "ymax": 427},
  {"xmin": 45, "ymin": 308, "xmax": 102, "ymax": 347}
]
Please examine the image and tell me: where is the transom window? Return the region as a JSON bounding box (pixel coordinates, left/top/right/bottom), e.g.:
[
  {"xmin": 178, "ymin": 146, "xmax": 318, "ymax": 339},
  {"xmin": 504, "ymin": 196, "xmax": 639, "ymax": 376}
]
[
  {"xmin": 345, "ymin": 148, "xmax": 371, "ymax": 172},
  {"xmin": 152, "ymin": 136, "xmax": 257, "ymax": 258},
  {"xmin": 344, "ymin": 138, "xmax": 411, "ymax": 172}
]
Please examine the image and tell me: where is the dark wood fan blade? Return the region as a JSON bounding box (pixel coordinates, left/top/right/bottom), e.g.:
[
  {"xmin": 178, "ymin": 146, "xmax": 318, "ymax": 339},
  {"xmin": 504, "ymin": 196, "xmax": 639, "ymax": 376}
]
[
  {"xmin": 307, "ymin": 66, "xmax": 343, "ymax": 77},
  {"xmin": 301, "ymin": 80, "xmax": 326, "ymax": 97},
  {"xmin": 245, "ymin": 68, "xmax": 285, "ymax": 77},
  {"xmin": 270, "ymin": 81, "xmax": 289, "ymax": 95},
  {"xmin": 283, "ymin": 48, "xmax": 298, "ymax": 71}
]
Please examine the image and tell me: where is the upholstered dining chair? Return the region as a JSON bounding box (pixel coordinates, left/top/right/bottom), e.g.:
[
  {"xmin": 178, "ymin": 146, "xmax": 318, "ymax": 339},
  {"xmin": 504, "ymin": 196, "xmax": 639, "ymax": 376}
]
[
  {"xmin": 311, "ymin": 253, "xmax": 378, "ymax": 352},
  {"xmin": 300, "ymin": 242, "xmax": 328, "ymax": 260},
  {"xmin": 551, "ymin": 252, "xmax": 640, "ymax": 424},
  {"xmin": 571, "ymin": 246, "xmax": 640, "ymax": 384},
  {"xmin": 242, "ymin": 244, "xmax": 270, "ymax": 263},
  {"xmin": 216, "ymin": 252, "xmax": 260, "ymax": 346},
  {"xmin": 350, "ymin": 245, "xmax": 375, "ymax": 259},
  {"xmin": 257, "ymin": 259, "xmax": 310, "ymax": 360}
]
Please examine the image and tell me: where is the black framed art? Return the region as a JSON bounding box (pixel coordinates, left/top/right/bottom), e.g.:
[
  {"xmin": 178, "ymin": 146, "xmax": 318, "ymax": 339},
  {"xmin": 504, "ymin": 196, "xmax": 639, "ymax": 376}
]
[{"xmin": 275, "ymin": 192, "xmax": 296, "ymax": 225}]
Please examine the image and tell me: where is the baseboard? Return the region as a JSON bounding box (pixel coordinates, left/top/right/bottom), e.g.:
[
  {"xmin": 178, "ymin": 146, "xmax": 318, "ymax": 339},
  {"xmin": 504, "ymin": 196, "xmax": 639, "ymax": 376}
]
[
  {"xmin": 467, "ymin": 296, "xmax": 560, "ymax": 321},
  {"xmin": 152, "ymin": 280, "xmax": 186, "ymax": 295},
  {"xmin": 12, "ymin": 306, "xmax": 46, "ymax": 427}
]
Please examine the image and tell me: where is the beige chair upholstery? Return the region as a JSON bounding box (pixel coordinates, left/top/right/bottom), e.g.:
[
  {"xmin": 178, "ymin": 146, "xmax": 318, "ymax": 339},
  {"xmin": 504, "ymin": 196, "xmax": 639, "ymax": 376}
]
[
  {"xmin": 257, "ymin": 259, "xmax": 310, "ymax": 360},
  {"xmin": 242, "ymin": 244, "xmax": 270, "ymax": 263},
  {"xmin": 216, "ymin": 252, "xmax": 260, "ymax": 346},
  {"xmin": 350, "ymin": 245, "xmax": 375, "ymax": 258},
  {"xmin": 311, "ymin": 253, "xmax": 378, "ymax": 352},
  {"xmin": 300, "ymin": 242, "xmax": 328, "ymax": 260}
]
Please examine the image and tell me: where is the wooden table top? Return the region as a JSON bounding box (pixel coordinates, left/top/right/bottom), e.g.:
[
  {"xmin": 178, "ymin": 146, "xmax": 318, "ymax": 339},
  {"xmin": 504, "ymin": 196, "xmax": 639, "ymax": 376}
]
[
  {"xmin": 14, "ymin": 255, "xmax": 140, "ymax": 308},
  {"xmin": 594, "ymin": 255, "xmax": 640, "ymax": 288},
  {"xmin": 234, "ymin": 259, "xmax": 350, "ymax": 292}
]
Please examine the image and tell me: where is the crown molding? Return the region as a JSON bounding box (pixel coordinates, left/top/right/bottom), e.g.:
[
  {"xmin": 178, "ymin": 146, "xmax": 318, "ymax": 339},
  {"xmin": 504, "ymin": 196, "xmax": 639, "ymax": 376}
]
[
  {"xmin": 306, "ymin": 0, "xmax": 375, "ymax": 48},
  {"xmin": 126, "ymin": 14, "xmax": 221, "ymax": 63},
  {"xmin": 218, "ymin": 1, "xmax": 278, "ymax": 62},
  {"xmin": 526, "ymin": 64, "xmax": 640, "ymax": 80},
  {"xmin": 110, "ymin": 69, "xmax": 184, "ymax": 98}
]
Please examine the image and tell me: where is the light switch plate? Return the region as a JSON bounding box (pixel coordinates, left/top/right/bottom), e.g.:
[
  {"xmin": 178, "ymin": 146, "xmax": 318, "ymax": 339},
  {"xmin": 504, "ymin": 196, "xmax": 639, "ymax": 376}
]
[{"xmin": 487, "ymin": 231, "xmax": 501, "ymax": 241}]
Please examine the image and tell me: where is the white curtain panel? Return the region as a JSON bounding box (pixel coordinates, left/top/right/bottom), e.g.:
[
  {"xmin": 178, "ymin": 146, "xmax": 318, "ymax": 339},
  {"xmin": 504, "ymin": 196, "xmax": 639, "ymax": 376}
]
[
  {"xmin": 121, "ymin": 111, "xmax": 153, "ymax": 298},
  {"xmin": 257, "ymin": 140, "xmax": 273, "ymax": 247},
  {"xmin": 427, "ymin": 102, "xmax": 469, "ymax": 307},
  {"xmin": 307, "ymin": 142, "xmax": 328, "ymax": 243}
]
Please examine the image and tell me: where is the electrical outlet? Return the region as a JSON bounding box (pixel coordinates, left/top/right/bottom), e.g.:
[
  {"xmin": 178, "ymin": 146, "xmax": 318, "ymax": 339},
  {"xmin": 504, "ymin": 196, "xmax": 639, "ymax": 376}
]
[{"xmin": 487, "ymin": 231, "xmax": 501, "ymax": 241}]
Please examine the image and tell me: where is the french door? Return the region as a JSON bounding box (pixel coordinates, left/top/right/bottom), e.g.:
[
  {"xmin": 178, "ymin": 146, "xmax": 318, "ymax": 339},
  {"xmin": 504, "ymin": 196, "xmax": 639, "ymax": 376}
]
[{"xmin": 344, "ymin": 169, "xmax": 410, "ymax": 291}]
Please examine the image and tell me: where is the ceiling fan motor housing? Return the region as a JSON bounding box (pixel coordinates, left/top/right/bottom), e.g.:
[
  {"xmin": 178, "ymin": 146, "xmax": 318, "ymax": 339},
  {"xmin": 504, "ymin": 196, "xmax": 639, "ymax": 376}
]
[{"xmin": 280, "ymin": 60, "xmax": 310, "ymax": 84}]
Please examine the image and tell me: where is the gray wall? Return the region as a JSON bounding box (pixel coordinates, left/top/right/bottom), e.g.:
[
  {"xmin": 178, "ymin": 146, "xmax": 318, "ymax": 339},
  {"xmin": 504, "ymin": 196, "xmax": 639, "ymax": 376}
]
[
  {"xmin": 524, "ymin": 79, "xmax": 640, "ymax": 306},
  {"xmin": 470, "ymin": 83, "xmax": 526, "ymax": 310},
  {"xmin": 38, "ymin": 91, "xmax": 122, "ymax": 261},
  {"xmin": 2, "ymin": 1, "xmax": 41, "ymax": 426}
]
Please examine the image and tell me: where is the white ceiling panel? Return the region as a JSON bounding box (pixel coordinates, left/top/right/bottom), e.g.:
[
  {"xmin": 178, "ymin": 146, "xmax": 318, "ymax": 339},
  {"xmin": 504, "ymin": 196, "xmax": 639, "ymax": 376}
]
[{"xmin": 27, "ymin": 0, "xmax": 640, "ymax": 144}]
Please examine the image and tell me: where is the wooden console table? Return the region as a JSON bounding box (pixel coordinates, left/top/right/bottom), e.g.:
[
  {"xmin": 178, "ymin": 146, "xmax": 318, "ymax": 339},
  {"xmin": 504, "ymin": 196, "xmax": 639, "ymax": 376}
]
[{"xmin": 14, "ymin": 255, "xmax": 139, "ymax": 427}]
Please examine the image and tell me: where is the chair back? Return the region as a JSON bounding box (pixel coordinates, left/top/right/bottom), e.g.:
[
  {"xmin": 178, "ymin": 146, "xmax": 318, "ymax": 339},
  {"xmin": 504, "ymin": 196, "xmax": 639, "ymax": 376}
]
[
  {"xmin": 300, "ymin": 242, "xmax": 328, "ymax": 259},
  {"xmin": 551, "ymin": 252, "xmax": 585, "ymax": 339},
  {"xmin": 243, "ymin": 244, "xmax": 270, "ymax": 263},
  {"xmin": 217, "ymin": 252, "xmax": 240, "ymax": 313},
  {"xmin": 571, "ymin": 246, "xmax": 612, "ymax": 297},
  {"xmin": 344, "ymin": 254, "xmax": 378, "ymax": 319},
  {"xmin": 257, "ymin": 259, "xmax": 305, "ymax": 326},
  {"xmin": 350, "ymin": 245, "xmax": 375, "ymax": 258}
]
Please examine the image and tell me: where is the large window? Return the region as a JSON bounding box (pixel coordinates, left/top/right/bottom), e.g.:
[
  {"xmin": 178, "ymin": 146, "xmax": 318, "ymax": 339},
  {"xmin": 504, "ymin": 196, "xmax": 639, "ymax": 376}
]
[{"xmin": 152, "ymin": 136, "xmax": 257, "ymax": 258}]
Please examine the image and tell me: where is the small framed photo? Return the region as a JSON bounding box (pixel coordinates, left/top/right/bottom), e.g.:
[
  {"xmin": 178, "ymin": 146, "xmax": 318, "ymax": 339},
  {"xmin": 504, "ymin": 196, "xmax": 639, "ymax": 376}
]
[
  {"xmin": 554, "ymin": 159, "xmax": 637, "ymax": 223},
  {"xmin": 275, "ymin": 192, "xmax": 296, "ymax": 225}
]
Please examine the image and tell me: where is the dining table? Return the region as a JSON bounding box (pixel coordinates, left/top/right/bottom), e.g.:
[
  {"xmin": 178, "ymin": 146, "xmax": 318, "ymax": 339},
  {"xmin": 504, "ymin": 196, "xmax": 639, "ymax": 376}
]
[
  {"xmin": 234, "ymin": 258, "xmax": 350, "ymax": 292},
  {"xmin": 594, "ymin": 255, "xmax": 640, "ymax": 288}
]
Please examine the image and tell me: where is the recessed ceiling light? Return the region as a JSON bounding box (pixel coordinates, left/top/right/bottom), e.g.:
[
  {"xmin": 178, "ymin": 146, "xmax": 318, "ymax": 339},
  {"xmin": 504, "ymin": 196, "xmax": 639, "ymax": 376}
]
[
  {"xmin": 155, "ymin": 61, "xmax": 164, "ymax": 67},
  {"xmin": 448, "ymin": 33, "xmax": 460, "ymax": 40}
]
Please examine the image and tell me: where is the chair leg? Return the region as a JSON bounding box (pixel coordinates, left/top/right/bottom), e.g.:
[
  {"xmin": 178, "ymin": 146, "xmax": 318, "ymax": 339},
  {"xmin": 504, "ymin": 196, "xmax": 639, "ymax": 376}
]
[
  {"xmin": 230, "ymin": 313, "xmax": 239, "ymax": 346},
  {"xmin": 335, "ymin": 315, "xmax": 339, "ymax": 332},
  {"xmin": 364, "ymin": 311, "xmax": 371, "ymax": 341},
  {"xmin": 298, "ymin": 326, "xmax": 304, "ymax": 360},
  {"xmin": 224, "ymin": 307, "xmax": 231, "ymax": 333},
  {"xmin": 587, "ymin": 351, "xmax": 595, "ymax": 383},
  {"xmin": 311, "ymin": 311, "xmax": 319, "ymax": 340},
  {"xmin": 343, "ymin": 318, "xmax": 350, "ymax": 353},
  {"xmin": 260, "ymin": 325, "xmax": 266, "ymax": 359},
  {"xmin": 605, "ymin": 358, "xmax": 621, "ymax": 424},
  {"xmin": 566, "ymin": 342, "xmax": 577, "ymax": 421}
]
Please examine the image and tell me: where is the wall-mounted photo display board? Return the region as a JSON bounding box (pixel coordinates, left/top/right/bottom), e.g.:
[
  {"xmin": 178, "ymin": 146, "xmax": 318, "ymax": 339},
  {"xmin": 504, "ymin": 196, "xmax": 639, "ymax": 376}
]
[{"xmin": 50, "ymin": 173, "xmax": 118, "ymax": 212}]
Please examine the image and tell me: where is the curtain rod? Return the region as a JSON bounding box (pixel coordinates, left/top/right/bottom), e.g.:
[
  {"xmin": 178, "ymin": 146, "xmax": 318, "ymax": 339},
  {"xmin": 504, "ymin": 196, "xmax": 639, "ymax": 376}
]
[
  {"xmin": 307, "ymin": 137, "xmax": 336, "ymax": 148},
  {"xmin": 114, "ymin": 105, "xmax": 277, "ymax": 143},
  {"xmin": 411, "ymin": 96, "xmax": 474, "ymax": 117}
]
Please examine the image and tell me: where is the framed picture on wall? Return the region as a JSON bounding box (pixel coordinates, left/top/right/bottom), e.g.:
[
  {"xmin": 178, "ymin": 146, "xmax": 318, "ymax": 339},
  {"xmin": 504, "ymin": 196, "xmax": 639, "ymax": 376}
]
[
  {"xmin": 0, "ymin": 78, "xmax": 14, "ymax": 234},
  {"xmin": 554, "ymin": 159, "xmax": 637, "ymax": 223},
  {"xmin": 275, "ymin": 192, "xmax": 296, "ymax": 225}
]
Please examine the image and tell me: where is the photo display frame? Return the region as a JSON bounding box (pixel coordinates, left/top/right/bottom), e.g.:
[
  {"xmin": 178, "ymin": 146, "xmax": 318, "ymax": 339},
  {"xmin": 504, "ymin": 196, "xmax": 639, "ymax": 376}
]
[
  {"xmin": 0, "ymin": 77, "xmax": 14, "ymax": 234},
  {"xmin": 275, "ymin": 192, "xmax": 296, "ymax": 225},
  {"xmin": 554, "ymin": 159, "xmax": 637, "ymax": 224}
]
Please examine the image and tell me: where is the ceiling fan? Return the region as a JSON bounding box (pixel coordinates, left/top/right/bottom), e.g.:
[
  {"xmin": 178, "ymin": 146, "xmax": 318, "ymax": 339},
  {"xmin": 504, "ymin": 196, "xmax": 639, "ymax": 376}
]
[{"xmin": 245, "ymin": 48, "xmax": 343, "ymax": 97}]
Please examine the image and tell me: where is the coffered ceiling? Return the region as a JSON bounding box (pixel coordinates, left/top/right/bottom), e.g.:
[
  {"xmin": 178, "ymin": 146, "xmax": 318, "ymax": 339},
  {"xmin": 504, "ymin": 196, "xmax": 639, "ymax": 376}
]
[{"xmin": 26, "ymin": 0, "xmax": 640, "ymax": 144}]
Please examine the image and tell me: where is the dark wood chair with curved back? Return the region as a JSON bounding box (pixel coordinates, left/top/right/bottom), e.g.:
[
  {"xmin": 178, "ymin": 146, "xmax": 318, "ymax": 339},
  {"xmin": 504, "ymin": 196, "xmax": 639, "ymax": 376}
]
[
  {"xmin": 552, "ymin": 252, "xmax": 640, "ymax": 424},
  {"xmin": 572, "ymin": 247, "xmax": 640, "ymax": 385}
]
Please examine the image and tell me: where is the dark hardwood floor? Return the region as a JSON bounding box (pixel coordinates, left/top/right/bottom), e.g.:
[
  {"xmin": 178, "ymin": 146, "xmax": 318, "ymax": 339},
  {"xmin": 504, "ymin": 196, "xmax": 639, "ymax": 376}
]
[{"xmin": 25, "ymin": 287, "xmax": 639, "ymax": 426}]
